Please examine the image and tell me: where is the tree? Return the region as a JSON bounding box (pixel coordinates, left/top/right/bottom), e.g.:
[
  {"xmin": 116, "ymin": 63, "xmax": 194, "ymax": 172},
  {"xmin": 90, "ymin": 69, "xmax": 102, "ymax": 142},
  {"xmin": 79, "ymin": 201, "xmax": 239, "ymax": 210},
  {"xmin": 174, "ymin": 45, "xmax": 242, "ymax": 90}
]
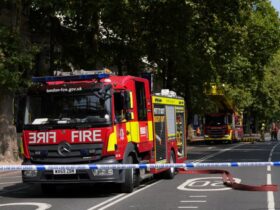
[
  {"xmin": 0, "ymin": 0, "xmax": 37, "ymax": 161},
  {"xmin": 1, "ymin": 0, "xmax": 280, "ymax": 162},
  {"xmin": 100, "ymin": 0, "xmax": 145, "ymax": 75},
  {"xmin": 234, "ymin": 0, "xmax": 280, "ymax": 128},
  {"xmin": 181, "ymin": 0, "xmax": 280, "ymax": 127}
]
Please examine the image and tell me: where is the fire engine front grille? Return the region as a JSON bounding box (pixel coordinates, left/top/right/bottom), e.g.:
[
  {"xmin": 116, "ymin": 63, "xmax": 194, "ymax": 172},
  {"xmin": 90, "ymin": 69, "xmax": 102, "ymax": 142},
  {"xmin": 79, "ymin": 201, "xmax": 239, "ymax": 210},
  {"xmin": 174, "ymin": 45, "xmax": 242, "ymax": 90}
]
[
  {"xmin": 29, "ymin": 143, "xmax": 103, "ymax": 163},
  {"xmin": 206, "ymin": 128, "xmax": 226, "ymax": 138}
]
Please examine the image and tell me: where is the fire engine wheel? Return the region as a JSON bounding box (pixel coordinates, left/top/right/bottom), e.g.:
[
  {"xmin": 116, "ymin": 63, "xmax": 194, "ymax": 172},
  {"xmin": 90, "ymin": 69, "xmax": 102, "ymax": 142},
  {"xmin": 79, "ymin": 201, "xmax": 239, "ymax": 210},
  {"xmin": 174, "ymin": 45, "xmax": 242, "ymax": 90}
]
[
  {"xmin": 164, "ymin": 151, "xmax": 176, "ymax": 179},
  {"xmin": 120, "ymin": 155, "xmax": 139, "ymax": 193}
]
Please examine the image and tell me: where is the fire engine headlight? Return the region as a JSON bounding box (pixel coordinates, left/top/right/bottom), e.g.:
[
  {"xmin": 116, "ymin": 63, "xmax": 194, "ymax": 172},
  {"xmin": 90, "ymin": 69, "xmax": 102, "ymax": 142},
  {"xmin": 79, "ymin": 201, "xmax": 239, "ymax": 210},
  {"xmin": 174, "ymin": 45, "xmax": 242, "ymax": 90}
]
[
  {"xmin": 204, "ymin": 135, "xmax": 209, "ymax": 138},
  {"xmin": 224, "ymin": 134, "xmax": 230, "ymax": 137},
  {"xmin": 92, "ymin": 169, "xmax": 114, "ymax": 176},
  {"xmin": 23, "ymin": 170, "xmax": 38, "ymax": 177}
]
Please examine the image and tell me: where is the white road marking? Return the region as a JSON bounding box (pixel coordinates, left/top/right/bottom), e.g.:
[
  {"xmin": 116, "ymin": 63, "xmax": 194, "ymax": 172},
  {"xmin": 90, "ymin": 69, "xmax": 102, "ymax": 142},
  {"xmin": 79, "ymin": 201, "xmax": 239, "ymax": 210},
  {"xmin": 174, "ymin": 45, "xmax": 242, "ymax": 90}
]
[
  {"xmin": 266, "ymin": 142, "xmax": 280, "ymax": 210},
  {"xmin": 87, "ymin": 193, "xmax": 125, "ymax": 210},
  {"xmin": 178, "ymin": 145, "xmax": 241, "ymax": 208},
  {"xmin": 177, "ymin": 177, "xmax": 241, "ymax": 192},
  {"xmin": 0, "ymin": 202, "xmax": 51, "ymax": 210},
  {"xmin": 189, "ymin": 195, "xmax": 207, "ymax": 198},
  {"xmin": 180, "ymin": 200, "xmax": 206, "ymax": 203},
  {"xmin": 267, "ymin": 174, "xmax": 275, "ymax": 210},
  {"xmin": 88, "ymin": 180, "xmax": 162, "ymax": 210},
  {"xmin": 192, "ymin": 144, "xmax": 242, "ymax": 163}
]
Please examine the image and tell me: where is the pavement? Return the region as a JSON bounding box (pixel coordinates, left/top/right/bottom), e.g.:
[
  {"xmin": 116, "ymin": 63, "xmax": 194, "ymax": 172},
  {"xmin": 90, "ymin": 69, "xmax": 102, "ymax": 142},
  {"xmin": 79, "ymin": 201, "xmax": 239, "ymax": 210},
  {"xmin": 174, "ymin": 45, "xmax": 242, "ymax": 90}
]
[
  {"xmin": 188, "ymin": 135, "xmax": 204, "ymax": 142},
  {"xmin": 188, "ymin": 132, "xmax": 275, "ymax": 143}
]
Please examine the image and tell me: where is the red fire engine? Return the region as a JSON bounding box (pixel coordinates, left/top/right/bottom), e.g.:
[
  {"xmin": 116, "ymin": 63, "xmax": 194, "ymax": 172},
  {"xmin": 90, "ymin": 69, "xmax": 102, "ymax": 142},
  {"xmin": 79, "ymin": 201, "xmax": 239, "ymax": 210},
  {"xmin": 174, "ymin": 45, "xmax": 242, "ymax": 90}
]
[
  {"xmin": 21, "ymin": 70, "xmax": 187, "ymax": 193},
  {"xmin": 204, "ymin": 83, "xmax": 244, "ymax": 143}
]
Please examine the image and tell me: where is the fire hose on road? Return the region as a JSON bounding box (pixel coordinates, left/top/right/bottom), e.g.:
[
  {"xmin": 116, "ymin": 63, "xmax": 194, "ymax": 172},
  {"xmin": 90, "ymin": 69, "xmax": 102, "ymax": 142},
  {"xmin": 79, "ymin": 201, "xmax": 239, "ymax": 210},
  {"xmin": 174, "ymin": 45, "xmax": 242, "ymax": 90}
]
[
  {"xmin": 0, "ymin": 161, "xmax": 279, "ymax": 192},
  {"xmin": 178, "ymin": 169, "xmax": 277, "ymax": 192}
]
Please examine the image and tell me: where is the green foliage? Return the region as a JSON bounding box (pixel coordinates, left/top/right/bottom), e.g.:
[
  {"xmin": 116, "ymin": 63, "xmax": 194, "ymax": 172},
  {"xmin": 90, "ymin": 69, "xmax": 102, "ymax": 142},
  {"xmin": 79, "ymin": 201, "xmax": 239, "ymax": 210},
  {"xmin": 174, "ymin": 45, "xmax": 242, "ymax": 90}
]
[
  {"xmin": 179, "ymin": 0, "xmax": 280, "ymax": 123},
  {"xmin": 256, "ymin": 50, "xmax": 280, "ymax": 120},
  {"xmin": 100, "ymin": 0, "xmax": 145, "ymax": 75},
  {"xmin": 2, "ymin": 0, "xmax": 280, "ymax": 123},
  {"xmin": 0, "ymin": 26, "xmax": 37, "ymax": 90},
  {"xmin": 226, "ymin": 0, "xmax": 280, "ymax": 122},
  {"xmin": 142, "ymin": 0, "xmax": 192, "ymax": 88}
]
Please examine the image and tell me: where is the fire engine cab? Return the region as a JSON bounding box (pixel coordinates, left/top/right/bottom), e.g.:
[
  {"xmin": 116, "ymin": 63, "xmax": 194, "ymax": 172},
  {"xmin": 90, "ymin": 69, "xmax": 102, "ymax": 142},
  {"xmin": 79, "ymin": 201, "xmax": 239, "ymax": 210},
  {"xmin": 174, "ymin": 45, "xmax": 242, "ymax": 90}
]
[
  {"xmin": 204, "ymin": 83, "xmax": 243, "ymax": 143},
  {"xmin": 21, "ymin": 69, "xmax": 187, "ymax": 193}
]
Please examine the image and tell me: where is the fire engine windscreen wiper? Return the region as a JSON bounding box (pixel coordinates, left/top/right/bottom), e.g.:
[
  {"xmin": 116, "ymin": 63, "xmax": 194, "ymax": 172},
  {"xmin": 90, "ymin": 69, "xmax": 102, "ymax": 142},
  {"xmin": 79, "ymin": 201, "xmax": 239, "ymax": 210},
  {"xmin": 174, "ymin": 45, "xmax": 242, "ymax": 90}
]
[
  {"xmin": 47, "ymin": 115, "xmax": 110, "ymax": 124},
  {"xmin": 32, "ymin": 118, "xmax": 68, "ymax": 125}
]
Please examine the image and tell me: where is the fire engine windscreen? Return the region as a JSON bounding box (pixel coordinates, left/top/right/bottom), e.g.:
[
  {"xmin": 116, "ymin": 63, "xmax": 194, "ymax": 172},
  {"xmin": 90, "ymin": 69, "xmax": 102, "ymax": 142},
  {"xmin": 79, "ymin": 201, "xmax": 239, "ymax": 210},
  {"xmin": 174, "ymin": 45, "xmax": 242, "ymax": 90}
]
[
  {"xmin": 205, "ymin": 114, "xmax": 229, "ymax": 126},
  {"xmin": 24, "ymin": 89, "xmax": 111, "ymax": 125}
]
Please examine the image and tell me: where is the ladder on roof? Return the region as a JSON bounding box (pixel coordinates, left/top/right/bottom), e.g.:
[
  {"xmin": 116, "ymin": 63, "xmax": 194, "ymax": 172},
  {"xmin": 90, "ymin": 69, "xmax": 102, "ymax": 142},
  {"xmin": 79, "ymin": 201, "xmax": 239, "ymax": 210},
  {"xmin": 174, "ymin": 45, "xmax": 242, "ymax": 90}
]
[{"xmin": 204, "ymin": 83, "xmax": 235, "ymax": 113}]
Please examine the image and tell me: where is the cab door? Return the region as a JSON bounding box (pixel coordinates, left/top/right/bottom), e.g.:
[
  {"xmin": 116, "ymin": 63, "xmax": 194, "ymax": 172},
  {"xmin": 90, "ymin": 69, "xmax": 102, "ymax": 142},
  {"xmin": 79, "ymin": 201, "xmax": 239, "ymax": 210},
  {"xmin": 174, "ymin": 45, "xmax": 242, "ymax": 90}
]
[
  {"xmin": 113, "ymin": 91, "xmax": 128, "ymax": 156},
  {"xmin": 135, "ymin": 81, "xmax": 149, "ymax": 143}
]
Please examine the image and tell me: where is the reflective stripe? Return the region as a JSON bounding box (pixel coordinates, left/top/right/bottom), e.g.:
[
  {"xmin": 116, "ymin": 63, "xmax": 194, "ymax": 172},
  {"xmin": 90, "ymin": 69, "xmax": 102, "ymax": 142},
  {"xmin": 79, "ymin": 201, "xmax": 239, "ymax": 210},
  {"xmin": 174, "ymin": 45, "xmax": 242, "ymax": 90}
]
[
  {"xmin": 129, "ymin": 122, "xmax": 140, "ymax": 143},
  {"xmin": 148, "ymin": 121, "xmax": 153, "ymax": 141},
  {"xmin": 152, "ymin": 96, "xmax": 184, "ymax": 106},
  {"xmin": 175, "ymin": 106, "xmax": 185, "ymax": 111},
  {"xmin": 130, "ymin": 92, "xmax": 133, "ymax": 108},
  {"xmin": 107, "ymin": 126, "xmax": 117, "ymax": 152},
  {"xmin": 126, "ymin": 122, "xmax": 132, "ymax": 142}
]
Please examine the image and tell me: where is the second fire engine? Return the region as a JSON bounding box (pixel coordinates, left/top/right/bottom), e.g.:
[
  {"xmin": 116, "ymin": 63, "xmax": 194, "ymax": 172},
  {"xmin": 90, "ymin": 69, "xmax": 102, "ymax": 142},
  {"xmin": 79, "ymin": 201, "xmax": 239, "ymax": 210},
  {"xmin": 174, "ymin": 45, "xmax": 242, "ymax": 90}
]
[{"xmin": 204, "ymin": 83, "xmax": 244, "ymax": 143}]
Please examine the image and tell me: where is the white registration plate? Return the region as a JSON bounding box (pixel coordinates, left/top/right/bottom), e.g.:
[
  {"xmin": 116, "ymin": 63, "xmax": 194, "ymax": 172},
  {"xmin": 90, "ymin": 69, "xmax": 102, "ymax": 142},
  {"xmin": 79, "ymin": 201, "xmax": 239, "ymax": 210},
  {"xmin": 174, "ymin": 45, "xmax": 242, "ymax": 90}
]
[{"xmin": 53, "ymin": 169, "xmax": 76, "ymax": 175}]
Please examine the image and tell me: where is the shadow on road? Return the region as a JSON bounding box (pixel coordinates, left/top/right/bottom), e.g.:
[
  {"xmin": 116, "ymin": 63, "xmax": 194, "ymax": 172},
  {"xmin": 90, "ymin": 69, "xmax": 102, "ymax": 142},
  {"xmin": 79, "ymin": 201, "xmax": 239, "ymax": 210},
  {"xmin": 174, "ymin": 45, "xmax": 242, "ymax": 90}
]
[{"xmin": 0, "ymin": 182, "xmax": 124, "ymax": 199}]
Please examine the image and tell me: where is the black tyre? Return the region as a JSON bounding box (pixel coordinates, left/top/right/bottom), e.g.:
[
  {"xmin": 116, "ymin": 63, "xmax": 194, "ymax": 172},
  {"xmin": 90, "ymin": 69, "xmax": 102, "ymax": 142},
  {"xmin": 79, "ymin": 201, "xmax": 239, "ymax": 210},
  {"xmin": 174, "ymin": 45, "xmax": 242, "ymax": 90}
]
[
  {"xmin": 164, "ymin": 151, "xmax": 176, "ymax": 179},
  {"xmin": 134, "ymin": 167, "xmax": 140, "ymax": 188},
  {"xmin": 120, "ymin": 156, "xmax": 135, "ymax": 193}
]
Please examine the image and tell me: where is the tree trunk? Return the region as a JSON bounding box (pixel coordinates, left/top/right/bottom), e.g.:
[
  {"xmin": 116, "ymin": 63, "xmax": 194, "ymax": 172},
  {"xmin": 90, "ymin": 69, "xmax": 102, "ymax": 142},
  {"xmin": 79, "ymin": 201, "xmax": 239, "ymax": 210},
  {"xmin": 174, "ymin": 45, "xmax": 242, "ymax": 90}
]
[
  {"xmin": 0, "ymin": 90, "xmax": 19, "ymax": 162},
  {"xmin": 13, "ymin": 0, "xmax": 22, "ymax": 33}
]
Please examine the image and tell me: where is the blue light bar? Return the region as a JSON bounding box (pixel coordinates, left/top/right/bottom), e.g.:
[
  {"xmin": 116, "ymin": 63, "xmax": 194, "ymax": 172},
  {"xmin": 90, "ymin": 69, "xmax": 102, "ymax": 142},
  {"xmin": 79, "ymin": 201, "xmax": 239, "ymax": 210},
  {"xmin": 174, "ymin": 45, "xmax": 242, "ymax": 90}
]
[{"xmin": 32, "ymin": 74, "xmax": 109, "ymax": 83}]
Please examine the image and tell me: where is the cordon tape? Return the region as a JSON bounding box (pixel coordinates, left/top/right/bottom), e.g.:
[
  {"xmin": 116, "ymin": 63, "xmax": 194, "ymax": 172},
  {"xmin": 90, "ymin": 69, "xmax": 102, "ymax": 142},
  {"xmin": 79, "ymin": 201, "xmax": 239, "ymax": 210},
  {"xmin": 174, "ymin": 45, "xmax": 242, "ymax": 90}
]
[
  {"xmin": 1, "ymin": 161, "xmax": 280, "ymax": 171},
  {"xmin": 0, "ymin": 161, "xmax": 278, "ymax": 192}
]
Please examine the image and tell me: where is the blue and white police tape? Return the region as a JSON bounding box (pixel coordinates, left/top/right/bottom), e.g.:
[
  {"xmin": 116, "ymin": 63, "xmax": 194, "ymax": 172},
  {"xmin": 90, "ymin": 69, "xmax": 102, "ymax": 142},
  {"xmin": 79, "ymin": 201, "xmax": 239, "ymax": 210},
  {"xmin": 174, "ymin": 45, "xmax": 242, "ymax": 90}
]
[{"xmin": 1, "ymin": 161, "xmax": 280, "ymax": 171}]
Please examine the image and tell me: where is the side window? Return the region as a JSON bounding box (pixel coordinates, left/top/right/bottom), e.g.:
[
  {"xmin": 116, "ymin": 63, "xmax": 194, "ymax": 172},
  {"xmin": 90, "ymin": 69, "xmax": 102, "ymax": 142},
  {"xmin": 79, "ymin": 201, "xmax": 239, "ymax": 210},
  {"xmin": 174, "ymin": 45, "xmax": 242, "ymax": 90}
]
[
  {"xmin": 114, "ymin": 92, "xmax": 125, "ymax": 123},
  {"xmin": 135, "ymin": 81, "xmax": 147, "ymax": 121}
]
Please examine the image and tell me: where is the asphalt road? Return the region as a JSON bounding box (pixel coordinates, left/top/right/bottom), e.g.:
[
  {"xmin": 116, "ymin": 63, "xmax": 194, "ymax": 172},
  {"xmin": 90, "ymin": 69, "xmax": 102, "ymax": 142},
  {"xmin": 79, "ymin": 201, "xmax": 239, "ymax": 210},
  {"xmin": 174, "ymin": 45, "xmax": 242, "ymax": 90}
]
[{"xmin": 0, "ymin": 141, "xmax": 280, "ymax": 210}]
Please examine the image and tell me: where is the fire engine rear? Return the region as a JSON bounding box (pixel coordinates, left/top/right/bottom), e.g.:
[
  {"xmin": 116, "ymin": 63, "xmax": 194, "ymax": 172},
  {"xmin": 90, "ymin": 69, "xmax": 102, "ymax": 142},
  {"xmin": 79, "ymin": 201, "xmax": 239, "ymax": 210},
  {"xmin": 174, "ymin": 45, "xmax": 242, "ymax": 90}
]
[{"xmin": 21, "ymin": 70, "xmax": 187, "ymax": 193}]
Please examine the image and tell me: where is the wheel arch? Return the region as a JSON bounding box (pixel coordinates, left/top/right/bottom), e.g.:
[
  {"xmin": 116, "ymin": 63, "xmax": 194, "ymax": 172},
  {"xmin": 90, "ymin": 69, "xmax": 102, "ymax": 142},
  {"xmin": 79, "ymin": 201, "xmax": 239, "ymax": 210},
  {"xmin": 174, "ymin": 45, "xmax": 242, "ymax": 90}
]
[
  {"xmin": 122, "ymin": 142, "xmax": 139, "ymax": 163},
  {"xmin": 169, "ymin": 146, "xmax": 176, "ymax": 163}
]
